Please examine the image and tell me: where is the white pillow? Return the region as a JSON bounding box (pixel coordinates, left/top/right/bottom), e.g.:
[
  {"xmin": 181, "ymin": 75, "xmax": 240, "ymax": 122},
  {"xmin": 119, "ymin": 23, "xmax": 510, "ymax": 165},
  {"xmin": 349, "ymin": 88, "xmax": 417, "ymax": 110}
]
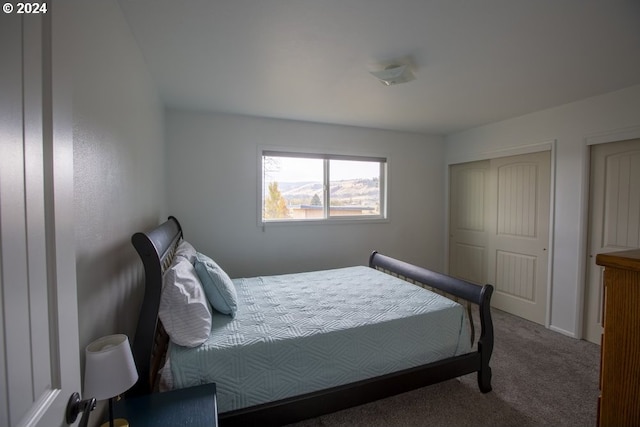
[
  {"xmin": 194, "ymin": 252, "xmax": 238, "ymax": 317},
  {"xmin": 159, "ymin": 259, "xmax": 212, "ymax": 347},
  {"xmin": 174, "ymin": 240, "xmax": 197, "ymax": 264}
]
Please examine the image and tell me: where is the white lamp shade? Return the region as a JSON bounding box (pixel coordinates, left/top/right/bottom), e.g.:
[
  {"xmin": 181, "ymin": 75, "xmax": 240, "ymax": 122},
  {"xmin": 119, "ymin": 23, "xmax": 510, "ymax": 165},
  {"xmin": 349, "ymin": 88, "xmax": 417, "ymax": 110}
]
[{"xmin": 83, "ymin": 334, "xmax": 138, "ymax": 401}]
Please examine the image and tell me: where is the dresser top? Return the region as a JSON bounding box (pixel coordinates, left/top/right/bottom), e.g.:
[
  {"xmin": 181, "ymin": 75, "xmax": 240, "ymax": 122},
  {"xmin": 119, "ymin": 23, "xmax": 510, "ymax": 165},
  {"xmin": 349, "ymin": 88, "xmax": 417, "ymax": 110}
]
[{"xmin": 596, "ymin": 249, "xmax": 640, "ymax": 272}]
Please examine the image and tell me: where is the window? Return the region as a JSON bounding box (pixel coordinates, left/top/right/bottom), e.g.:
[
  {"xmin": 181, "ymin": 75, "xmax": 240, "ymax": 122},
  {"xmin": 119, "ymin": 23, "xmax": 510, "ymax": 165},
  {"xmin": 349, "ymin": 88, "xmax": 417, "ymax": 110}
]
[{"xmin": 261, "ymin": 151, "xmax": 387, "ymax": 222}]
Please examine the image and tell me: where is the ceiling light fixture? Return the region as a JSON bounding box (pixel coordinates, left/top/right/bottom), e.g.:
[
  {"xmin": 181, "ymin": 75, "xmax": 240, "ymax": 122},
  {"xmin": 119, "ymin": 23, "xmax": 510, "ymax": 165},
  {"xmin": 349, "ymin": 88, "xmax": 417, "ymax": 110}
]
[{"xmin": 369, "ymin": 64, "xmax": 415, "ymax": 86}]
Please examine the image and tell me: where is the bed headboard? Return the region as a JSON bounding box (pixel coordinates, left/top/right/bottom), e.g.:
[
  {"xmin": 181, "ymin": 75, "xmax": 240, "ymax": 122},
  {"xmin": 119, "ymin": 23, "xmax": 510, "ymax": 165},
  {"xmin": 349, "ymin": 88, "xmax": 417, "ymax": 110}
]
[{"xmin": 128, "ymin": 216, "xmax": 183, "ymax": 397}]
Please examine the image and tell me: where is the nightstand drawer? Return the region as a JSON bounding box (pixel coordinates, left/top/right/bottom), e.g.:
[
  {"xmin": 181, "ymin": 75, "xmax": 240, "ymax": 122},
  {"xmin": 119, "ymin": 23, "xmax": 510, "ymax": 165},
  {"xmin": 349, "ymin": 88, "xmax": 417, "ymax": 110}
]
[{"xmin": 113, "ymin": 383, "xmax": 218, "ymax": 427}]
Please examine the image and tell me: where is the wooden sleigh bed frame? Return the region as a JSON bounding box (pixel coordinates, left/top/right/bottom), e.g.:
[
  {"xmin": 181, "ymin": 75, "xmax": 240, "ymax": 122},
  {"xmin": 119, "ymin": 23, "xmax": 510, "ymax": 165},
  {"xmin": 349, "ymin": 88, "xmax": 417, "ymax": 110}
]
[{"xmin": 128, "ymin": 216, "xmax": 494, "ymax": 426}]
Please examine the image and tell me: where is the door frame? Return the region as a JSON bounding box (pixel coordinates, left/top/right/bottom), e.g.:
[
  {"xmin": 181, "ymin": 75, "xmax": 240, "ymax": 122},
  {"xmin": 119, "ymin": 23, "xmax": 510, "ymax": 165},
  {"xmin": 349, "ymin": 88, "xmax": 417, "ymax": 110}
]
[
  {"xmin": 581, "ymin": 125, "xmax": 640, "ymax": 339},
  {"xmin": 446, "ymin": 140, "xmax": 556, "ymax": 328}
]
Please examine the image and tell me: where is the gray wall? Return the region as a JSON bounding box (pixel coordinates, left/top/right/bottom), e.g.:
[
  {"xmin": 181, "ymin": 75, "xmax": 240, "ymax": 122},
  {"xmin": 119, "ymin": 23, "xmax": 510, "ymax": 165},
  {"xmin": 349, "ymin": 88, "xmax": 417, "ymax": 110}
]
[
  {"xmin": 69, "ymin": 0, "xmax": 165, "ymax": 367},
  {"xmin": 165, "ymin": 110, "xmax": 446, "ymax": 278},
  {"xmin": 446, "ymin": 84, "xmax": 640, "ymax": 338}
]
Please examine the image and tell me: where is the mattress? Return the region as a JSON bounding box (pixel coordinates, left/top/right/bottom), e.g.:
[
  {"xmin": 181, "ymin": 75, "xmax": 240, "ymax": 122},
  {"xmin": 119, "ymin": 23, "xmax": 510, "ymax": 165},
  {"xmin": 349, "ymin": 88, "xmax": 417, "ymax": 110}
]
[{"xmin": 167, "ymin": 265, "xmax": 471, "ymax": 413}]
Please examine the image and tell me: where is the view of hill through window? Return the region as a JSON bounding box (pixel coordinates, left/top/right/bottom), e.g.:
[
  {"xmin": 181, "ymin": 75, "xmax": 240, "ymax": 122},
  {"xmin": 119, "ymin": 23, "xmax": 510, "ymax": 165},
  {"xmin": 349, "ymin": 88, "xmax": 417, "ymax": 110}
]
[{"xmin": 262, "ymin": 155, "xmax": 385, "ymax": 221}]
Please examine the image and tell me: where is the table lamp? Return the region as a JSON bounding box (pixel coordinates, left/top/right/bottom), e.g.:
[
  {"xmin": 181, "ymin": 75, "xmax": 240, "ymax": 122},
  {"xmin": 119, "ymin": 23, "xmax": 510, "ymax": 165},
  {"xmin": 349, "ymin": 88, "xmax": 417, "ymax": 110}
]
[{"xmin": 84, "ymin": 334, "xmax": 138, "ymax": 427}]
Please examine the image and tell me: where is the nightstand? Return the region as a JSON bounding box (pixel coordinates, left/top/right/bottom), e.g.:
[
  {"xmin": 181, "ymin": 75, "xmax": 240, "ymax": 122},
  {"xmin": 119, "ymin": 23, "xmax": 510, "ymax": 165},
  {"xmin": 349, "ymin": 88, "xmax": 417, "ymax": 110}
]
[{"xmin": 111, "ymin": 383, "xmax": 218, "ymax": 427}]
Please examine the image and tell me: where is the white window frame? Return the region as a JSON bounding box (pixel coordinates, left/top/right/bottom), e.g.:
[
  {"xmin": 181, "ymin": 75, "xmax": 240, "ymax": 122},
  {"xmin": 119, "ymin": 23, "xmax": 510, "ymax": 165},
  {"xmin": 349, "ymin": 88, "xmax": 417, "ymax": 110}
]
[{"xmin": 259, "ymin": 149, "xmax": 388, "ymax": 225}]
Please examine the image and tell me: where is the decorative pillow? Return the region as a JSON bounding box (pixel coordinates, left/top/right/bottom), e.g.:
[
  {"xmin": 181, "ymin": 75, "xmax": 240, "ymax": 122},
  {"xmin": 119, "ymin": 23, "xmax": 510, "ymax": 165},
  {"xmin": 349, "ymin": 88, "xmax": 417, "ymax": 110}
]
[
  {"xmin": 159, "ymin": 259, "xmax": 212, "ymax": 347},
  {"xmin": 174, "ymin": 240, "xmax": 197, "ymax": 264},
  {"xmin": 194, "ymin": 252, "xmax": 238, "ymax": 317}
]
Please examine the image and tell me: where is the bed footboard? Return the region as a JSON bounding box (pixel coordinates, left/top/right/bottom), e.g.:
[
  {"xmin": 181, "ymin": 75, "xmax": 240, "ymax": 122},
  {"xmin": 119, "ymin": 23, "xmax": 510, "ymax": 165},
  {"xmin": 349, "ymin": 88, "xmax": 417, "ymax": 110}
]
[{"xmin": 369, "ymin": 251, "xmax": 494, "ymax": 393}]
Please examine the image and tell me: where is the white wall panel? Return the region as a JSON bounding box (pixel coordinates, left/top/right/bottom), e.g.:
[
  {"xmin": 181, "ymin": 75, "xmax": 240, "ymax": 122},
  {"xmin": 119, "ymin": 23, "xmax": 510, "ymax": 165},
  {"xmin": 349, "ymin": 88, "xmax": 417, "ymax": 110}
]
[
  {"xmin": 497, "ymin": 163, "xmax": 538, "ymax": 238},
  {"xmin": 496, "ymin": 251, "xmax": 537, "ymax": 301},
  {"xmin": 453, "ymin": 243, "xmax": 485, "ymax": 284},
  {"xmin": 456, "ymin": 168, "xmax": 486, "ymax": 232}
]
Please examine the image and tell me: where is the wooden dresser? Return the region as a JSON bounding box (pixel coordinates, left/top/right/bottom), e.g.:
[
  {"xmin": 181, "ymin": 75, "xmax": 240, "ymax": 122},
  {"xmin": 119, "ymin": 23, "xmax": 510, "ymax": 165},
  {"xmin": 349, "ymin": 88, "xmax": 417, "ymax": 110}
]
[{"xmin": 596, "ymin": 249, "xmax": 640, "ymax": 426}]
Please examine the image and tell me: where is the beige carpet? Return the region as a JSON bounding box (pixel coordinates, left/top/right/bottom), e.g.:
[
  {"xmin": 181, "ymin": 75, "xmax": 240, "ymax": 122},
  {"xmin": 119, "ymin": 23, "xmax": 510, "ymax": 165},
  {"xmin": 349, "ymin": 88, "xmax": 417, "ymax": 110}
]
[{"xmin": 288, "ymin": 309, "xmax": 600, "ymax": 427}]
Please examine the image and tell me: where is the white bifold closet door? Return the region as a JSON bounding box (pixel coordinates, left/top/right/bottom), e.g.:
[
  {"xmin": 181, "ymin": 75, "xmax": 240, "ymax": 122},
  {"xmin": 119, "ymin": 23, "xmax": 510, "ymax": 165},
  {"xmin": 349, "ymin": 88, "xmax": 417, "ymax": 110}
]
[{"xmin": 449, "ymin": 151, "xmax": 551, "ymax": 325}]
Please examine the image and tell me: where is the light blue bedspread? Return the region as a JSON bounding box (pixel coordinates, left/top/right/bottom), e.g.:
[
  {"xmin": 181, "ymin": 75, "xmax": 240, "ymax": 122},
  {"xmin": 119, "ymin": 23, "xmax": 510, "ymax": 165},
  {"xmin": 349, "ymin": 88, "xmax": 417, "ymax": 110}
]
[{"xmin": 169, "ymin": 266, "xmax": 471, "ymax": 412}]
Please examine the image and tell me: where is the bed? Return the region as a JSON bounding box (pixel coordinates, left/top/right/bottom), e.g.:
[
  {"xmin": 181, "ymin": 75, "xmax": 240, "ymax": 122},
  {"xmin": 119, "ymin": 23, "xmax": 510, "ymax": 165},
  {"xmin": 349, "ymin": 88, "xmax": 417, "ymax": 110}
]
[{"xmin": 128, "ymin": 216, "xmax": 494, "ymax": 426}]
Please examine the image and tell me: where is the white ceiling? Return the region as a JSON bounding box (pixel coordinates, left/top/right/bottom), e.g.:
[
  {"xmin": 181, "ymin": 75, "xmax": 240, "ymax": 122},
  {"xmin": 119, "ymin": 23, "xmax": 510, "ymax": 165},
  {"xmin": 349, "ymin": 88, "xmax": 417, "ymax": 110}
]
[{"xmin": 117, "ymin": 0, "xmax": 640, "ymax": 135}]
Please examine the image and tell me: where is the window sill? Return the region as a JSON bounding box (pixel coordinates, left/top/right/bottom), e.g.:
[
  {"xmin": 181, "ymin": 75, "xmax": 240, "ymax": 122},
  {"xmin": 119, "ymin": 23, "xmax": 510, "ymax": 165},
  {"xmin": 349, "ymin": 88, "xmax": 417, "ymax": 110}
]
[{"xmin": 260, "ymin": 217, "xmax": 389, "ymax": 227}]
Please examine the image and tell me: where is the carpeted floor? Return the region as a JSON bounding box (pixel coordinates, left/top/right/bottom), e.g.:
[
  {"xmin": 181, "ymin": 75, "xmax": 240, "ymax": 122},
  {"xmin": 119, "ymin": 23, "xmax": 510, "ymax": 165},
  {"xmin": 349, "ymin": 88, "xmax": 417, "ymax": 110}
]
[{"xmin": 288, "ymin": 309, "xmax": 600, "ymax": 426}]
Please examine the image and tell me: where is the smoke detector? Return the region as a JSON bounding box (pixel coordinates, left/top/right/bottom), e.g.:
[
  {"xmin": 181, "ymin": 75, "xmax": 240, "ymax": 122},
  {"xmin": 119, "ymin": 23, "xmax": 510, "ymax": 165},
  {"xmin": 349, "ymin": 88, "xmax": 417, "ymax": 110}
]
[{"xmin": 369, "ymin": 64, "xmax": 415, "ymax": 86}]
